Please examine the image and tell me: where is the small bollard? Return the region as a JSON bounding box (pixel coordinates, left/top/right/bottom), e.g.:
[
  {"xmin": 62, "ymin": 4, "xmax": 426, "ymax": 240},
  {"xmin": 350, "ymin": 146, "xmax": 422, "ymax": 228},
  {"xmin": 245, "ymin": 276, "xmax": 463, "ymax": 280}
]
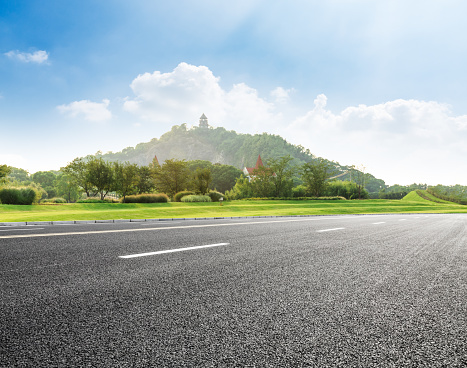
[{"xmin": 219, "ymin": 197, "xmax": 224, "ymax": 206}]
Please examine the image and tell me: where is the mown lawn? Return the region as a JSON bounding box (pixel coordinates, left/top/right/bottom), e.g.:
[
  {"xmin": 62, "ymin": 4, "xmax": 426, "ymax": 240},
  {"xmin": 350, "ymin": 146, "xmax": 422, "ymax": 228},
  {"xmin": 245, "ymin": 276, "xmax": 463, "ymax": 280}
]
[{"xmin": 1, "ymin": 191, "xmax": 466, "ymax": 223}]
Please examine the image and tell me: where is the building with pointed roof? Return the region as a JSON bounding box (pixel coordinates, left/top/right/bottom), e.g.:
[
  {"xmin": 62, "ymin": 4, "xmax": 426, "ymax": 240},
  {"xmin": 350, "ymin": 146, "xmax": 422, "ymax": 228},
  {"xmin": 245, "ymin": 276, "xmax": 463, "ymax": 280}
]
[
  {"xmin": 243, "ymin": 155, "xmax": 264, "ymax": 176},
  {"xmin": 243, "ymin": 155, "xmax": 275, "ymax": 181},
  {"xmin": 199, "ymin": 113, "xmax": 209, "ymax": 128}
]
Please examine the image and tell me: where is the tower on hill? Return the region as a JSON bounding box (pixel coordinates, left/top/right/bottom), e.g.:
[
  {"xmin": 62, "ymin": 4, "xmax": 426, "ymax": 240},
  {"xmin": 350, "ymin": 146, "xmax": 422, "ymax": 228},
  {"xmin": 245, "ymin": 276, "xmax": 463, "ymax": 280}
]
[{"xmin": 199, "ymin": 113, "xmax": 209, "ymax": 128}]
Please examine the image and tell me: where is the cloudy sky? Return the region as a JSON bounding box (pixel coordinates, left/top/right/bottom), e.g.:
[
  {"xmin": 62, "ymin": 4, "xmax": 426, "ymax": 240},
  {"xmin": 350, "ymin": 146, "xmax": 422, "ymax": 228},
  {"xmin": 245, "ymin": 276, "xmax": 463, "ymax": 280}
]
[{"xmin": 1, "ymin": 0, "xmax": 467, "ymax": 185}]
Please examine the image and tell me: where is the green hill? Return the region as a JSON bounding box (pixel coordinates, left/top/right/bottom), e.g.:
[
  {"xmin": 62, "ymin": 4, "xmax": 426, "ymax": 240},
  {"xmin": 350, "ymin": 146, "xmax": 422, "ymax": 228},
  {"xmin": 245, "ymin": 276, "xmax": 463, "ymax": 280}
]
[
  {"xmin": 99, "ymin": 123, "xmax": 386, "ymax": 192},
  {"xmin": 101, "ymin": 124, "xmax": 316, "ymax": 168},
  {"xmin": 402, "ymin": 190, "xmax": 460, "ymax": 204}
]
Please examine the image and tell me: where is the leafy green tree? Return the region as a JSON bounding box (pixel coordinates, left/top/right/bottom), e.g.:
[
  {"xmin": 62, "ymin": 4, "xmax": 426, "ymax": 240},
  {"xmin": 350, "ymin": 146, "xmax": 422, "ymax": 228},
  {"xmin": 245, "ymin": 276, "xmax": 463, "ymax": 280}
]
[
  {"xmin": 267, "ymin": 155, "xmax": 296, "ymax": 197},
  {"xmin": 6, "ymin": 167, "xmax": 30, "ymax": 183},
  {"xmin": 54, "ymin": 173, "xmax": 80, "ymax": 202},
  {"xmin": 153, "ymin": 159, "xmax": 190, "ymax": 197},
  {"xmin": 86, "ymin": 157, "xmax": 114, "ymax": 200},
  {"xmin": 0, "ymin": 165, "xmax": 11, "ymax": 185},
  {"xmin": 301, "ymin": 158, "xmax": 339, "ymax": 197},
  {"xmin": 226, "ymin": 175, "xmax": 253, "ymax": 199},
  {"xmin": 210, "ymin": 164, "xmax": 243, "ymax": 193},
  {"xmin": 250, "ymin": 165, "xmax": 275, "ymax": 197},
  {"xmin": 136, "ymin": 165, "xmax": 156, "ymax": 194},
  {"xmin": 32, "ymin": 171, "xmax": 58, "ymax": 198},
  {"xmin": 113, "ymin": 162, "xmax": 139, "ymax": 202},
  {"xmin": 62, "ymin": 157, "xmax": 97, "ymax": 197},
  {"xmin": 192, "ymin": 168, "xmax": 212, "ymax": 194}
]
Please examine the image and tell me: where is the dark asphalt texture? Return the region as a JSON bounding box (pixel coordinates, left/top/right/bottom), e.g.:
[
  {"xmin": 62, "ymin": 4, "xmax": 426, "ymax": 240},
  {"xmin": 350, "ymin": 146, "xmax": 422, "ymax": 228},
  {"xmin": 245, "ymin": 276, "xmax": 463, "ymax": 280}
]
[{"xmin": 1, "ymin": 214, "xmax": 466, "ymax": 367}]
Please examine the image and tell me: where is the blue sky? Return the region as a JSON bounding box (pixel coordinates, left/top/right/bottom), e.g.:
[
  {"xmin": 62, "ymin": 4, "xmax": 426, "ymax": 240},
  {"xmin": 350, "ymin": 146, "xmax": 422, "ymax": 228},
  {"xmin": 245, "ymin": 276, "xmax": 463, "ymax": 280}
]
[{"xmin": 1, "ymin": 0, "xmax": 467, "ymax": 185}]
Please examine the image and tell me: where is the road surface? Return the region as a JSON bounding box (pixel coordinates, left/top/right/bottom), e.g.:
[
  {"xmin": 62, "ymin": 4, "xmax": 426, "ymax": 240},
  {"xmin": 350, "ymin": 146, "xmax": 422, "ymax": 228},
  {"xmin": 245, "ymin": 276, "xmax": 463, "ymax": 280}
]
[{"xmin": 1, "ymin": 214, "xmax": 466, "ymax": 367}]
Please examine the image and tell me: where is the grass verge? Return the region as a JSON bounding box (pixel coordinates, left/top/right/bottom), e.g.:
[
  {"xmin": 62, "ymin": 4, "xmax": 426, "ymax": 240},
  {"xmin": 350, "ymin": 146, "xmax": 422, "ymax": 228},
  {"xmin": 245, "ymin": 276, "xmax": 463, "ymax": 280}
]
[{"xmin": 1, "ymin": 191, "xmax": 466, "ymax": 223}]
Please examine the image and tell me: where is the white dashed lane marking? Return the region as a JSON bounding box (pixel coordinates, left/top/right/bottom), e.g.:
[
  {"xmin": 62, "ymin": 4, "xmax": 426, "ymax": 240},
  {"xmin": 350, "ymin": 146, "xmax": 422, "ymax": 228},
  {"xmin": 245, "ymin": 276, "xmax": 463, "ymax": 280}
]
[
  {"xmin": 316, "ymin": 228, "xmax": 345, "ymax": 233},
  {"xmin": 119, "ymin": 243, "xmax": 230, "ymax": 259}
]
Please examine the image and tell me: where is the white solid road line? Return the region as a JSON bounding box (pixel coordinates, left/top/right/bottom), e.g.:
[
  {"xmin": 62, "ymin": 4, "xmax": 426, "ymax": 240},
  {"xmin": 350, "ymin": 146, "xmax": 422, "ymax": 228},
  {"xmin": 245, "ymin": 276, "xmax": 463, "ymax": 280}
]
[
  {"xmin": 372, "ymin": 222, "xmax": 386, "ymax": 225},
  {"xmin": 316, "ymin": 228, "xmax": 345, "ymax": 232},
  {"xmin": 0, "ymin": 217, "xmax": 354, "ymax": 239},
  {"xmin": 119, "ymin": 243, "xmax": 230, "ymax": 259}
]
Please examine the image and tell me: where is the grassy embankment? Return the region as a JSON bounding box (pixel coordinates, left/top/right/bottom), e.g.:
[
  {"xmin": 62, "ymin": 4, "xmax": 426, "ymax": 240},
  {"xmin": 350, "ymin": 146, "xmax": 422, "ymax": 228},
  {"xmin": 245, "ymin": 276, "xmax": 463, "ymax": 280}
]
[{"xmin": 1, "ymin": 190, "xmax": 466, "ymax": 223}]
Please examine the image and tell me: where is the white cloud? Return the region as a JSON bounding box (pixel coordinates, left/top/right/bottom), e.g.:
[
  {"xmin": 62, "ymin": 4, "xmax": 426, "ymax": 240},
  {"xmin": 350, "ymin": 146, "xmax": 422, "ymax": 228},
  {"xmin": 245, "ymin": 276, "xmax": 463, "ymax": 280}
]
[
  {"xmin": 57, "ymin": 99, "xmax": 112, "ymax": 122},
  {"xmin": 271, "ymin": 87, "xmax": 294, "ymax": 104},
  {"xmin": 123, "ymin": 62, "xmax": 282, "ymax": 131},
  {"xmin": 289, "ymin": 96, "xmax": 467, "ymax": 185},
  {"xmin": 5, "ymin": 50, "xmax": 49, "ymax": 64},
  {"xmin": 123, "ymin": 62, "xmax": 467, "ymax": 185}
]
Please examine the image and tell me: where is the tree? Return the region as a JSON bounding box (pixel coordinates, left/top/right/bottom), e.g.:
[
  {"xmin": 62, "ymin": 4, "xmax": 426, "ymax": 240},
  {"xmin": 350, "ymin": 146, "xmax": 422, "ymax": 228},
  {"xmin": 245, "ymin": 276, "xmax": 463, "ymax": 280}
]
[
  {"xmin": 192, "ymin": 168, "xmax": 212, "ymax": 194},
  {"xmin": 250, "ymin": 165, "xmax": 275, "ymax": 197},
  {"xmin": 6, "ymin": 167, "xmax": 30, "ymax": 183},
  {"xmin": 267, "ymin": 155, "xmax": 296, "ymax": 197},
  {"xmin": 136, "ymin": 165, "xmax": 156, "ymax": 194},
  {"xmin": 54, "ymin": 173, "xmax": 80, "ymax": 202},
  {"xmin": 32, "ymin": 171, "xmax": 58, "ymax": 198},
  {"xmin": 153, "ymin": 159, "xmax": 190, "ymax": 197},
  {"xmin": 86, "ymin": 157, "xmax": 114, "ymax": 200},
  {"xmin": 210, "ymin": 164, "xmax": 243, "ymax": 193},
  {"xmin": 62, "ymin": 157, "xmax": 97, "ymax": 197},
  {"xmin": 0, "ymin": 165, "xmax": 11, "ymax": 185},
  {"xmin": 113, "ymin": 162, "xmax": 139, "ymax": 202},
  {"xmin": 227, "ymin": 175, "xmax": 253, "ymax": 199},
  {"xmin": 350, "ymin": 165, "xmax": 368, "ymax": 199},
  {"xmin": 301, "ymin": 158, "xmax": 339, "ymax": 197}
]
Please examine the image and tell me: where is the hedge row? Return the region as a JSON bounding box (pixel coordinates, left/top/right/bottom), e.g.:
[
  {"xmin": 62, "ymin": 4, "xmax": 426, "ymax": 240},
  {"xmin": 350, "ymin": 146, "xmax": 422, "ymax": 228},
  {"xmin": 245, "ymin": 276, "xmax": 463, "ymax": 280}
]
[
  {"xmin": 239, "ymin": 196, "xmax": 347, "ymax": 201},
  {"xmin": 121, "ymin": 193, "xmax": 169, "ymax": 203},
  {"xmin": 41, "ymin": 197, "xmax": 67, "ymax": 204},
  {"xmin": 181, "ymin": 195, "xmax": 212, "ymax": 202},
  {"xmin": 0, "ymin": 187, "xmax": 41, "ymax": 205},
  {"xmin": 426, "ymin": 188, "xmax": 467, "ymax": 205}
]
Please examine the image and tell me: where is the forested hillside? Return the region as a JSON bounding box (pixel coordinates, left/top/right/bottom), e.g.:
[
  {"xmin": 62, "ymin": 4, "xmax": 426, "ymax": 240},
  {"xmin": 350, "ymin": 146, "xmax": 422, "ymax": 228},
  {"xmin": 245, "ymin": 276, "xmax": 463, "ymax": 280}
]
[
  {"xmin": 101, "ymin": 124, "xmax": 314, "ymax": 169},
  {"xmin": 100, "ymin": 123, "xmax": 386, "ymax": 194}
]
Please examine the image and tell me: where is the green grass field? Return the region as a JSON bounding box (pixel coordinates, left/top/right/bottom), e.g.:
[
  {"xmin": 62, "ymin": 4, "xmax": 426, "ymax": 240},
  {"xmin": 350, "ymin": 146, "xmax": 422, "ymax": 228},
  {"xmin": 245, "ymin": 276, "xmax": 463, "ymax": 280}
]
[{"xmin": 1, "ymin": 191, "xmax": 466, "ymax": 223}]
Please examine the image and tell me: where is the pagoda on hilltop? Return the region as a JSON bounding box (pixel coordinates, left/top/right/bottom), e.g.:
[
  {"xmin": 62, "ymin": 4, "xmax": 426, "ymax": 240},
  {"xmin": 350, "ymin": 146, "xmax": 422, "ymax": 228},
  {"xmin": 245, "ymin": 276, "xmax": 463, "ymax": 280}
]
[{"xmin": 199, "ymin": 113, "xmax": 209, "ymax": 128}]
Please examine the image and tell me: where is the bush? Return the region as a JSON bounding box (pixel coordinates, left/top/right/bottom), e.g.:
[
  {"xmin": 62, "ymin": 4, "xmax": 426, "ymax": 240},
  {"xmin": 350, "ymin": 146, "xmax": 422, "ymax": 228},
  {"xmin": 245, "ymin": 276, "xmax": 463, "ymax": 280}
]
[
  {"xmin": 292, "ymin": 185, "xmax": 308, "ymax": 198},
  {"xmin": 174, "ymin": 191, "xmax": 195, "ymax": 202},
  {"xmin": 41, "ymin": 197, "xmax": 67, "ymax": 204},
  {"xmin": 76, "ymin": 197, "xmax": 119, "ymax": 203},
  {"xmin": 122, "ymin": 193, "xmax": 169, "ymax": 203},
  {"xmin": 0, "ymin": 187, "xmax": 41, "ymax": 205},
  {"xmin": 181, "ymin": 195, "xmax": 212, "ymax": 202},
  {"xmin": 207, "ymin": 191, "xmax": 224, "ymax": 202}
]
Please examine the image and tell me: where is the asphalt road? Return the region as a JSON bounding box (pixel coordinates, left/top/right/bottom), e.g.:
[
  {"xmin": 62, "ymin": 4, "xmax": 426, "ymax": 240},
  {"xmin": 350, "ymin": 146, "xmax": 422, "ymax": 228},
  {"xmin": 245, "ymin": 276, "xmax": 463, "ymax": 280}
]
[{"xmin": 1, "ymin": 214, "xmax": 466, "ymax": 367}]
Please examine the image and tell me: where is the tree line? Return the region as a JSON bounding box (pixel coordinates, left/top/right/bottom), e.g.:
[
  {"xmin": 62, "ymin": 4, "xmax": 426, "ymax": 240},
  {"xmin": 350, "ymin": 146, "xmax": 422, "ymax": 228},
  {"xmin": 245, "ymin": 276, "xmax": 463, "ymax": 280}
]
[
  {"xmin": 1, "ymin": 154, "xmax": 437, "ymax": 204},
  {"xmin": 226, "ymin": 156, "xmax": 371, "ymax": 199},
  {"xmin": 0, "ymin": 157, "xmax": 243, "ymax": 203}
]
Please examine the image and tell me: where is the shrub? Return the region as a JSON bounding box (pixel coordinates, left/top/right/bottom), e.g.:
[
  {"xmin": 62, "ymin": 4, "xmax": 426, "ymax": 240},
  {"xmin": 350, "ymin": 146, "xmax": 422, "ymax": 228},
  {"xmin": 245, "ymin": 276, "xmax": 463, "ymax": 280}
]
[
  {"xmin": 181, "ymin": 195, "xmax": 212, "ymax": 202},
  {"xmin": 207, "ymin": 191, "xmax": 224, "ymax": 202},
  {"xmin": 76, "ymin": 197, "xmax": 119, "ymax": 203},
  {"xmin": 41, "ymin": 197, "xmax": 67, "ymax": 204},
  {"xmin": 122, "ymin": 193, "xmax": 169, "ymax": 203},
  {"xmin": 174, "ymin": 191, "xmax": 195, "ymax": 202},
  {"xmin": 0, "ymin": 187, "xmax": 41, "ymax": 205},
  {"xmin": 292, "ymin": 185, "xmax": 308, "ymax": 198}
]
